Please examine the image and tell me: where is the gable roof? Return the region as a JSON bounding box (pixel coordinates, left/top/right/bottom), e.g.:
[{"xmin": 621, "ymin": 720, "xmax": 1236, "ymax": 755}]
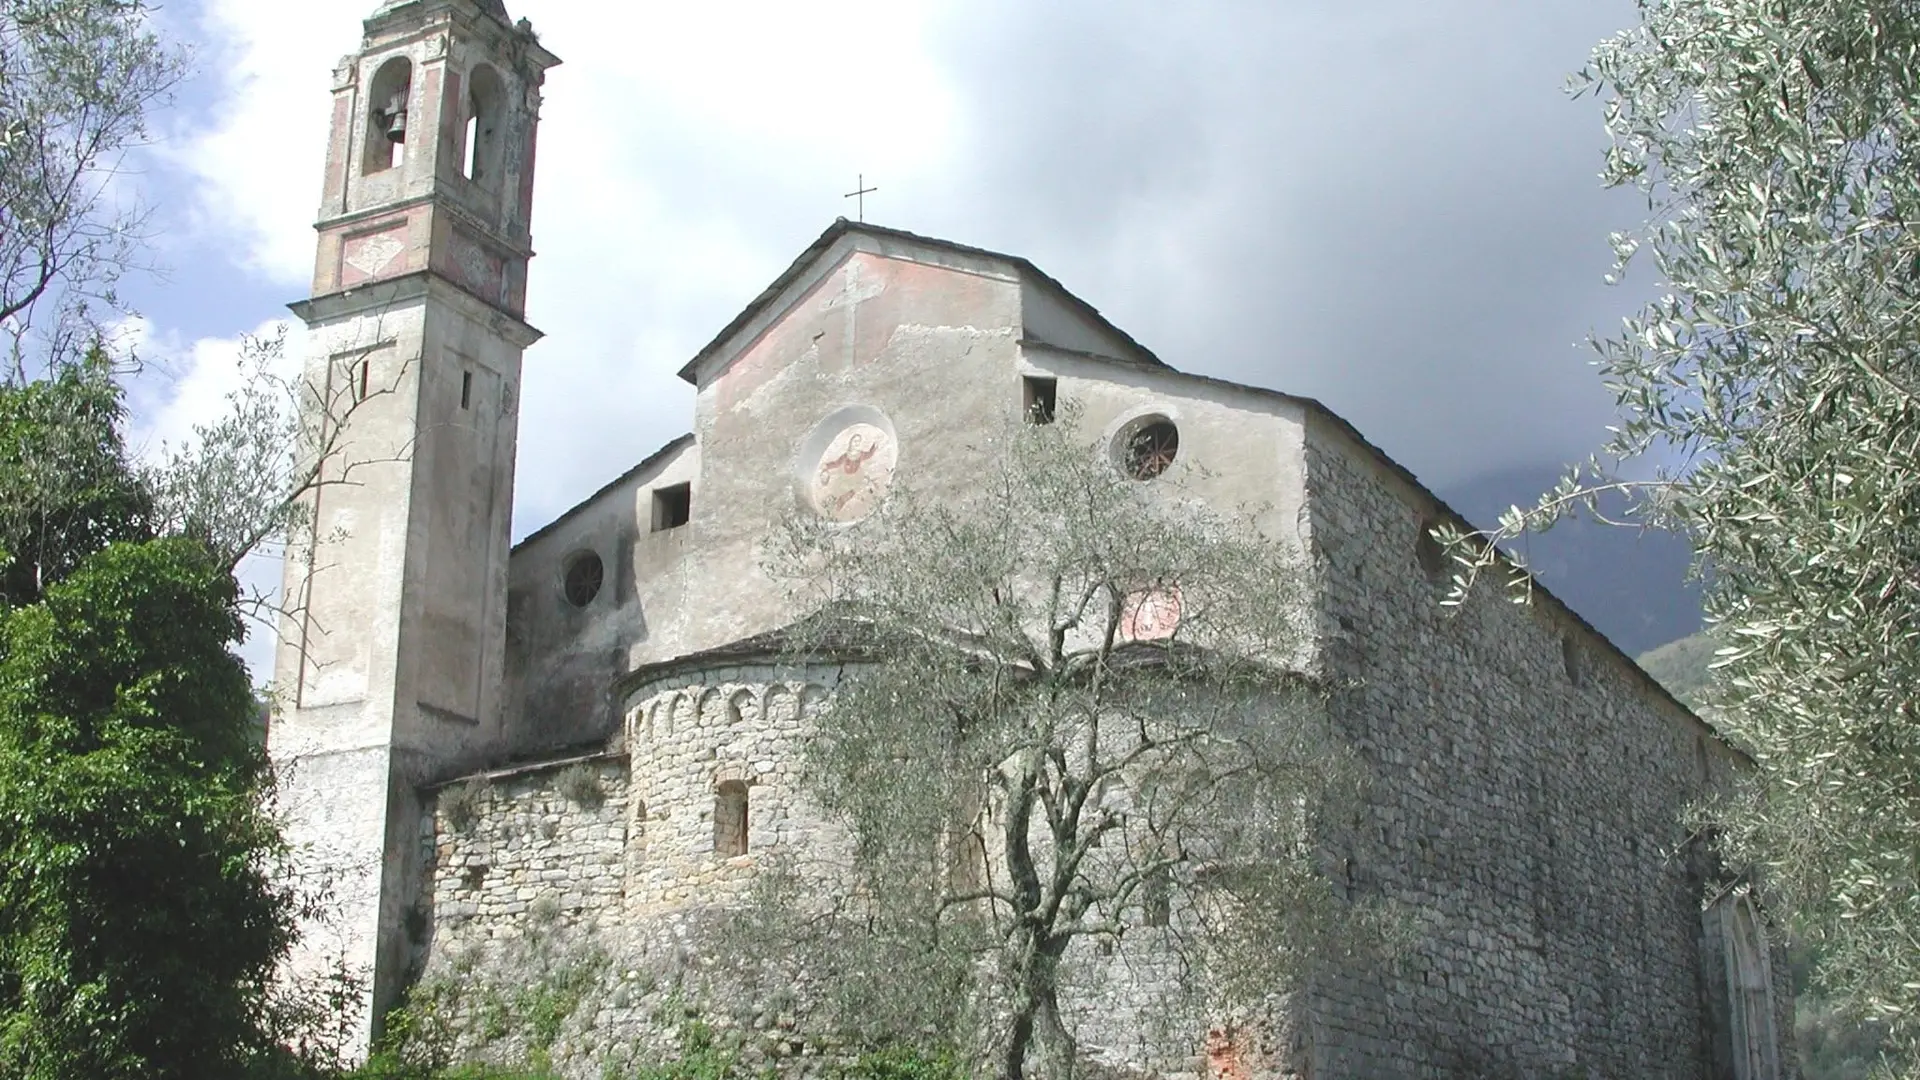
[
  {"xmin": 511, "ymin": 432, "xmax": 694, "ymax": 554},
  {"xmin": 676, "ymin": 218, "xmax": 1173, "ymax": 386},
  {"xmin": 514, "ymin": 223, "xmax": 1728, "ymax": 758}
]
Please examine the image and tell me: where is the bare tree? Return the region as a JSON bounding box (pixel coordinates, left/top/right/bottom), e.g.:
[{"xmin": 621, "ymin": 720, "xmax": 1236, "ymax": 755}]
[
  {"xmin": 0, "ymin": 0, "xmax": 178, "ymax": 602},
  {"xmin": 143, "ymin": 324, "xmax": 414, "ymax": 563},
  {"xmin": 758, "ymin": 412, "xmax": 1395, "ymax": 1080},
  {"xmin": 0, "ymin": 0, "xmax": 182, "ymax": 381}
]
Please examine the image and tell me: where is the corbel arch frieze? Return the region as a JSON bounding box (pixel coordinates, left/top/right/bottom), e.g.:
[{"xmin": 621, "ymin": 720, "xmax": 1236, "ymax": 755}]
[
  {"xmin": 686, "ymin": 685, "xmax": 721, "ymax": 730},
  {"xmin": 725, "ymin": 686, "xmax": 762, "ymax": 728}
]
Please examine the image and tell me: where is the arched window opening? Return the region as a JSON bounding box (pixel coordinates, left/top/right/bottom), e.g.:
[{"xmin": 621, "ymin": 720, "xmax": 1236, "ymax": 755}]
[
  {"xmin": 463, "ymin": 64, "xmax": 507, "ymax": 187},
  {"xmin": 363, "ymin": 56, "xmax": 412, "ymax": 175},
  {"xmin": 1707, "ymin": 890, "xmax": 1781, "ymax": 1080},
  {"xmin": 714, "ymin": 780, "xmax": 749, "ymax": 857}
]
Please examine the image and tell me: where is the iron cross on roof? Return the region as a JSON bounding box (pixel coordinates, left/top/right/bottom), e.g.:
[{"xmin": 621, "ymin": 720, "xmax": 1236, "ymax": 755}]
[{"xmin": 843, "ymin": 174, "xmax": 878, "ymax": 222}]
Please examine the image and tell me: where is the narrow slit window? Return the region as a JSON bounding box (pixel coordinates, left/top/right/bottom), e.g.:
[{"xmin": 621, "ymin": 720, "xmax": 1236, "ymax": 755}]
[
  {"xmin": 460, "ymin": 370, "xmax": 473, "ymax": 410},
  {"xmin": 1415, "ymin": 519, "xmax": 1446, "ymax": 582},
  {"xmin": 1023, "ymin": 376, "xmax": 1057, "ymax": 424},
  {"xmin": 1562, "ymin": 634, "xmax": 1585, "ymax": 687},
  {"xmin": 356, "ymin": 359, "xmax": 371, "ymax": 403},
  {"xmin": 714, "ymin": 781, "xmax": 749, "ymax": 856},
  {"xmin": 1144, "ymin": 867, "xmax": 1172, "ymax": 928},
  {"xmin": 652, "ymin": 482, "xmax": 691, "ymax": 532}
]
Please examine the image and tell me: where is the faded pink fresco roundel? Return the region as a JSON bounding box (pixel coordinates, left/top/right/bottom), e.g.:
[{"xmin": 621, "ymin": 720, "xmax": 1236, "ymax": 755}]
[
  {"xmin": 810, "ymin": 422, "xmax": 897, "ymax": 522},
  {"xmin": 1120, "ymin": 586, "xmax": 1183, "ymax": 641}
]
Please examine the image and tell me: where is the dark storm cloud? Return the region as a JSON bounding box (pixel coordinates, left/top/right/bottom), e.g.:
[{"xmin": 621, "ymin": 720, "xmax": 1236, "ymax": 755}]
[
  {"xmin": 156, "ymin": 0, "xmax": 1698, "ymax": 674},
  {"xmin": 500, "ymin": 0, "xmax": 1654, "ymax": 528},
  {"xmin": 913, "ymin": 0, "xmax": 1646, "ymax": 488}
]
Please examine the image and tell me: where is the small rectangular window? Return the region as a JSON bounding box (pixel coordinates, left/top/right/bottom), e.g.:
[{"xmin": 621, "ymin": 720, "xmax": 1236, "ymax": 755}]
[
  {"xmin": 714, "ymin": 780, "xmax": 749, "ymax": 856},
  {"xmin": 651, "ymin": 482, "xmax": 691, "ymax": 532},
  {"xmin": 460, "ymin": 370, "xmax": 473, "ymax": 409},
  {"xmin": 1144, "ymin": 866, "xmax": 1172, "ymax": 927},
  {"xmin": 1023, "ymin": 376, "xmax": 1057, "ymax": 424}
]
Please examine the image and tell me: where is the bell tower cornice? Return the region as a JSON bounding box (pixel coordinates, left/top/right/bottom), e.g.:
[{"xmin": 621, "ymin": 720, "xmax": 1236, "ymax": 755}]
[
  {"xmin": 362, "ymin": 1, "xmax": 561, "ymax": 79},
  {"xmin": 308, "ymin": 0, "xmax": 559, "ymax": 320},
  {"xmin": 312, "ymin": 193, "xmax": 538, "ymax": 261}
]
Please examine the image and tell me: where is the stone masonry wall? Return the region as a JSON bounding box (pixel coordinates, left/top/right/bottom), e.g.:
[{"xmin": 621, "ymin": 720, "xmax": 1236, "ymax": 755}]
[
  {"xmin": 418, "ymin": 454, "xmax": 1795, "ymax": 1079},
  {"xmin": 1299, "ymin": 418, "xmax": 1796, "ymax": 1079},
  {"xmin": 619, "ymin": 667, "xmax": 842, "ymax": 910},
  {"xmin": 416, "ymin": 668, "xmax": 867, "ymax": 1079},
  {"xmin": 417, "ymin": 663, "xmax": 1226, "ymax": 1079}
]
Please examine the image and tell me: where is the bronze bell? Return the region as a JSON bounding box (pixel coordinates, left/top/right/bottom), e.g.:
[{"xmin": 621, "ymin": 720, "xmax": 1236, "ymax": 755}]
[{"xmin": 383, "ymin": 90, "xmax": 408, "ymax": 144}]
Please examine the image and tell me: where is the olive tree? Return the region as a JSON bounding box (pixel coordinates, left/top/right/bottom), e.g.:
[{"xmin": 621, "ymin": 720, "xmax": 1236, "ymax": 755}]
[
  {"xmin": 1439, "ymin": 1, "xmax": 1920, "ymax": 1064},
  {"xmin": 759, "ymin": 414, "xmax": 1387, "ymax": 1080}
]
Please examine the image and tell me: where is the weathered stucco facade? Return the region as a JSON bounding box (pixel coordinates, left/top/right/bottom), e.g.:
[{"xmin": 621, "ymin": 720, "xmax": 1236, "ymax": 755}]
[{"xmin": 272, "ymin": 3, "xmax": 1795, "ymax": 1077}]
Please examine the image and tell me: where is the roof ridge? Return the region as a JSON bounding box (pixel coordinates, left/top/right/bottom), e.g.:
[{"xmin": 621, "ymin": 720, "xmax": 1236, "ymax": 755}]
[{"xmin": 676, "ymin": 218, "xmax": 1173, "ymax": 385}]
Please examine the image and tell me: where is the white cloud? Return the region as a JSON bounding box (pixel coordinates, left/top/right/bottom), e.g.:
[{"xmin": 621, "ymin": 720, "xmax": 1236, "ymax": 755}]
[
  {"xmin": 172, "ymin": 1, "xmax": 957, "ymax": 287},
  {"xmin": 167, "ymin": 0, "xmax": 962, "ymax": 536},
  {"xmin": 160, "ymin": 7, "xmax": 354, "ymax": 283}
]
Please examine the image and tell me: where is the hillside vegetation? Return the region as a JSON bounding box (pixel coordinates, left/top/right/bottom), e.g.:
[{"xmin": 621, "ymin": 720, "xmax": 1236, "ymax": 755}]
[{"xmin": 1637, "ymin": 631, "xmax": 1719, "ymax": 710}]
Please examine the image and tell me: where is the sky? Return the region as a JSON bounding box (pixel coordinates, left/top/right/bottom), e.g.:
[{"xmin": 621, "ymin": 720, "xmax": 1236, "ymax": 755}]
[{"xmin": 120, "ymin": 0, "xmax": 1652, "ymax": 673}]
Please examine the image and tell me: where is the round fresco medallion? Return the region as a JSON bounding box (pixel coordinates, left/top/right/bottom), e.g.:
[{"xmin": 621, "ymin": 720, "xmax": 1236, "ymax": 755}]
[
  {"xmin": 1120, "ymin": 586, "xmax": 1183, "ymax": 641},
  {"xmin": 807, "ymin": 419, "xmax": 898, "ymax": 522}
]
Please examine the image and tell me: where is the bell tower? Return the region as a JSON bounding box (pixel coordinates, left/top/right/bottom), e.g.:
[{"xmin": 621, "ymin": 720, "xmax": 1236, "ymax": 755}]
[{"xmin": 269, "ymin": 0, "xmax": 559, "ymax": 1054}]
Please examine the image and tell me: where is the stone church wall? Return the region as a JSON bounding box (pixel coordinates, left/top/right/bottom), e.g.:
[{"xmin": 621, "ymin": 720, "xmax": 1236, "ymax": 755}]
[
  {"xmin": 416, "ymin": 663, "xmax": 1233, "ymax": 1079},
  {"xmin": 415, "ymin": 668, "xmax": 868, "ymax": 1079},
  {"xmin": 420, "ymin": 372, "xmax": 1797, "ymax": 1078},
  {"xmin": 1298, "ymin": 417, "xmax": 1795, "ymax": 1078},
  {"xmin": 501, "ymin": 436, "xmax": 699, "ymax": 756}
]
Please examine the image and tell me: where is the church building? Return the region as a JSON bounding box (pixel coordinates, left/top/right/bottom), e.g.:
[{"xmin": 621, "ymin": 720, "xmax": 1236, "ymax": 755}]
[{"xmin": 268, "ymin": 2, "xmax": 1794, "ymax": 1077}]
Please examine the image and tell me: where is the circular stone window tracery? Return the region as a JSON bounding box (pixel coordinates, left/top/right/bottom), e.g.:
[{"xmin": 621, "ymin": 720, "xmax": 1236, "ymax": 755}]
[
  {"xmin": 562, "ymin": 550, "xmax": 604, "ymax": 608},
  {"xmin": 1117, "ymin": 416, "xmax": 1180, "ymax": 480}
]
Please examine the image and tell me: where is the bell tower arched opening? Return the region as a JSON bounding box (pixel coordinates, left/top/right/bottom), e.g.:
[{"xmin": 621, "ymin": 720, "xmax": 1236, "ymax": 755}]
[
  {"xmin": 363, "ymin": 56, "xmax": 412, "ymax": 175},
  {"xmin": 462, "ymin": 63, "xmax": 507, "ymax": 187}
]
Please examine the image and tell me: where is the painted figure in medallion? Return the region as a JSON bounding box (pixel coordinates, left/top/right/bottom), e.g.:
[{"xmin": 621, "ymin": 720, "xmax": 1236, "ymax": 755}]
[{"xmin": 810, "ymin": 422, "xmax": 897, "ymax": 522}]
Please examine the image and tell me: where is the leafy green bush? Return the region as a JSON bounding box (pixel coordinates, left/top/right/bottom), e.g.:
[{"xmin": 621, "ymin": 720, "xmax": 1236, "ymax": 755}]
[
  {"xmin": 626, "ymin": 1020, "xmax": 737, "ymax": 1080},
  {"xmin": 343, "ymin": 1056, "xmax": 561, "ymax": 1080},
  {"xmin": 0, "ymin": 539, "xmax": 296, "ymax": 1080},
  {"xmin": 555, "ymin": 763, "xmax": 606, "ymax": 809},
  {"xmin": 834, "ymin": 1043, "xmax": 967, "ymax": 1080}
]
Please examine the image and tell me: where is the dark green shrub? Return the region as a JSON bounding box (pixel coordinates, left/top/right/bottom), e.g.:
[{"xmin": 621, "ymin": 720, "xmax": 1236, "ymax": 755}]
[
  {"xmin": 555, "ymin": 763, "xmax": 606, "ymax": 809},
  {"xmin": 626, "ymin": 1020, "xmax": 738, "ymax": 1080},
  {"xmin": 440, "ymin": 777, "xmax": 491, "ymax": 834},
  {"xmin": 835, "ymin": 1044, "xmax": 967, "ymax": 1080}
]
